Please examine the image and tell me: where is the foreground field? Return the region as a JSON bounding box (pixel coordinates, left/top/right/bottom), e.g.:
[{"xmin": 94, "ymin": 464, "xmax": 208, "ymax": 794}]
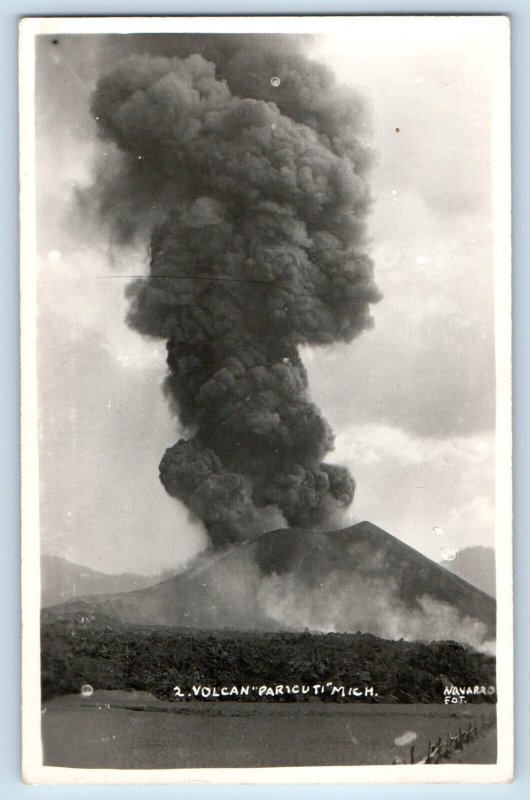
[{"xmin": 42, "ymin": 692, "xmax": 497, "ymax": 768}]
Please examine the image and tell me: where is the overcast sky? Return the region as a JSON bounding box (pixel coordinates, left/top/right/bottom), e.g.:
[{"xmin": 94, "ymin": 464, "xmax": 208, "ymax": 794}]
[{"xmin": 35, "ymin": 19, "xmax": 502, "ymax": 574}]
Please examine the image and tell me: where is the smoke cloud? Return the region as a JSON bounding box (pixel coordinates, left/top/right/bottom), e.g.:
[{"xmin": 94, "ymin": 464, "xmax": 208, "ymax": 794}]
[{"xmin": 90, "ymin": 36, "xmax": 381, "ymax": 547}]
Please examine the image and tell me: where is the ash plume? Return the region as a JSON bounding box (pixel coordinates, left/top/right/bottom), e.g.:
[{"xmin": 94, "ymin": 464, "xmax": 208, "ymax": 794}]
[{"xmin": 90, "ymin": 36, "xmax": 381, "ymax": 548}]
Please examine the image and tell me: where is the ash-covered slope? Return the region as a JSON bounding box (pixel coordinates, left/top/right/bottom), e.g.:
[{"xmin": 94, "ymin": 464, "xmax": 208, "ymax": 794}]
[{"xmin": 54, "ymin": 522, "xmax": 495, "ymax": 648}]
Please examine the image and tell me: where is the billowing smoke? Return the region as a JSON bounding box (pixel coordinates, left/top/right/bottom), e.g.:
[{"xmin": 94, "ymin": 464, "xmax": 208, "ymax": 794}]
[{"xmin": 90, "ymin": 36, "xmax": 381, "ymax": 547}]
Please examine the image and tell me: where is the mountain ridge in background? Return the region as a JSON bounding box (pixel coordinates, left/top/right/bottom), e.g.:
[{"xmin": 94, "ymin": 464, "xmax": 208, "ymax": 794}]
[
  {"xmin": 41, "ymin": 554, "xmax": 170, "ymax": 608},
  {"xmin": 441, "ymin": 546, "xmax": 496, "ymax": 597}
]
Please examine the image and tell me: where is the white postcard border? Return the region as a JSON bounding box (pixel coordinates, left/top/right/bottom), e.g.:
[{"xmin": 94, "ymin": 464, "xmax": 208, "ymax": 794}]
[{"xmin": 20, "ymin": 14, "xmax": 513, "ymax": 785}]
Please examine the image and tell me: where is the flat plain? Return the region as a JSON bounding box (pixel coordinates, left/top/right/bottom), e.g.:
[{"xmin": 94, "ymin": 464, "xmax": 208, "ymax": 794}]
[{"xmin": 41, "ymin": 691, "xmax": 497, "ymax": 768}]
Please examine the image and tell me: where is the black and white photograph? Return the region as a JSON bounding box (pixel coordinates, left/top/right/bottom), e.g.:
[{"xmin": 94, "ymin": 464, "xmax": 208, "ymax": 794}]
[{"xmin": 20, "ymin": 16, "xmax": 512, "ymax": 784}]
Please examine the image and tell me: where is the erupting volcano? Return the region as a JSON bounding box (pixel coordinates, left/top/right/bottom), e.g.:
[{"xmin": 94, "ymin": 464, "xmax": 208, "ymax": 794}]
[{"xmin": 83, "ymin": 36, "xmax": 496, "ymax": 652}]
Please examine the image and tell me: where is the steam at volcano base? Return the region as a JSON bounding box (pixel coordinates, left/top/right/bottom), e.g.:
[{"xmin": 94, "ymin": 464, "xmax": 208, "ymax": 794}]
[
  {"xmin": 86, "ymin": 523, "xmax": 496, "ymax": 654},
  {"xmin": 89, "ymin": 35, "xmax": 381, "ymax": 549}
]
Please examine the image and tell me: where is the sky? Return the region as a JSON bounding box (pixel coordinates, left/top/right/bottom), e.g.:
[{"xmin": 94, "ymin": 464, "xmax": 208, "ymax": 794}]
[{"xmin": 34, "ymin": 19, "xmax": 502, "ymax": 575}]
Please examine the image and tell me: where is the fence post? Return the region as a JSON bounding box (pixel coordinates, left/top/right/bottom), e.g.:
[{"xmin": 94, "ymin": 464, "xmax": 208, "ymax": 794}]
[
  {"xmin": 427, "ymin": 740, "xmax": 431, "ymax": 764},
  {"xmin": 410, "ymin": 746, "xmax": 415, "ymax": 764}
]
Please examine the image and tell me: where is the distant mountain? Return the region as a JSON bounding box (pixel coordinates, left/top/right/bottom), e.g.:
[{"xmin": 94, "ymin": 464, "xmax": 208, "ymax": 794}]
[
  {"xmin": 442, "ymin": 546, "xmax": 496, "ymax": 597},
  {"xmin": 41, "ymin": 555, "xmax": 165, "ymax": 608},
  {"xmin": 46, "ymin": 522, "xmax": 496, "ymax": 649}
]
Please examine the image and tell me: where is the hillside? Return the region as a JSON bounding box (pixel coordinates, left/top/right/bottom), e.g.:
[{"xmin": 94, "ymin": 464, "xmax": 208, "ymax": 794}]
[{"xmin": 46, "ymin": 522, "xmax": 496, "ymax": 649}]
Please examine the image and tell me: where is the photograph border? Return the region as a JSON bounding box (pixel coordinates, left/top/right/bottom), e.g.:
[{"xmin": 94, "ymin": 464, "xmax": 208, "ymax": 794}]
[{"xmin": 3, "ymin": 3, "xmax": 524, "ymax": 788}]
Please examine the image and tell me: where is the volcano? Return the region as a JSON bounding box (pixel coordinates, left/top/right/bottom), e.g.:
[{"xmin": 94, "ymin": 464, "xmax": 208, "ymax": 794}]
[{"xmin": 54, "ymin": 522, "xmax": 495, "ymax": 648}]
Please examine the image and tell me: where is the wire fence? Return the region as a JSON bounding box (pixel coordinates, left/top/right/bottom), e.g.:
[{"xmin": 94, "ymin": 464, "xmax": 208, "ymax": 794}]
[{"xmin": 405, "ymin": 714, "xmax": 495, "ymax": 765}]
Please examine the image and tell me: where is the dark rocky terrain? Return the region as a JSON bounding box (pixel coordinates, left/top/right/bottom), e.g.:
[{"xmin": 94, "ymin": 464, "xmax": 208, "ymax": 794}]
[{"xmin": 41, "ymin": 604, "xmax": 496, "ymax": 704}]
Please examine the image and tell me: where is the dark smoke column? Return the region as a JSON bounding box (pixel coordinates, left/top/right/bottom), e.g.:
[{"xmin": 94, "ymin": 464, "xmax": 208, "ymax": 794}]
[{"xmin": 91, "ymin": 36, "xmax": 382, "ymax": 548}]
